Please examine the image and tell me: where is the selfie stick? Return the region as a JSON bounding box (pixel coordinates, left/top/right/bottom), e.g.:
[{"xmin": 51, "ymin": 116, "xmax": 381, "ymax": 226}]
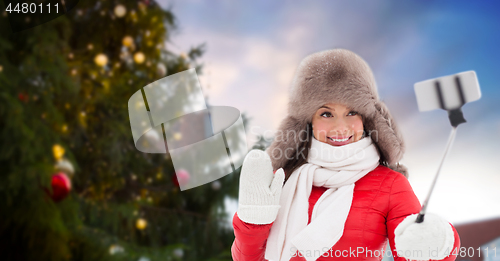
[{"xmin": 413, "ymin": 71, "xmax": 481, "ymax": 223}]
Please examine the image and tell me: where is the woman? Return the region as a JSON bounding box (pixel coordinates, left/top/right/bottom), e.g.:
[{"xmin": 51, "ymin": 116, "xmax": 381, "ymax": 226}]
[{"xmin": 232, "ymin": 49, "xmax": 460, "ymax": 261}]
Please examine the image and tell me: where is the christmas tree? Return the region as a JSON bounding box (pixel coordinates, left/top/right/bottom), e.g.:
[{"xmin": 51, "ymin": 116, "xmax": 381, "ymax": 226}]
[{"xmin": 0, "ymin": 1, "xmax": 253, "ymax": 260}]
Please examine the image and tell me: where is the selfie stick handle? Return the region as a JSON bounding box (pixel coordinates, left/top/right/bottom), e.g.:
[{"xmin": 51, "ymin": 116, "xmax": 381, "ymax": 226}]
[{"xmin": 415, "ymin": 108, "xmax": 465, "ymax": 223}]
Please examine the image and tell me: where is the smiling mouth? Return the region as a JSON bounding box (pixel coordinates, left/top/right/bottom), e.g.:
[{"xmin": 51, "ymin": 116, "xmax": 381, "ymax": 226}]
[{"xmin": 328, "ymin": 136, "xmax": 352, "ymax": 142}]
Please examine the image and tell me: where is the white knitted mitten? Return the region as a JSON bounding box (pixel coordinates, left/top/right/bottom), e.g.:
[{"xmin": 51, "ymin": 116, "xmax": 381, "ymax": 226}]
[
  {"xmin": 394, "ymin": 213, "xmax": 455, "ymax": 260},
  {"xmin": 237, "ymin": 149, "xmax": 285, "ymax": 225}
]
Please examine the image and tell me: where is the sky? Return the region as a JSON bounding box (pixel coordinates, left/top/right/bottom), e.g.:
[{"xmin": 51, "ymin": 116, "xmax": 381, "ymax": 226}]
[{"xmin": 157, "ymin": 0, "xmax": 500, "ymax": 225}]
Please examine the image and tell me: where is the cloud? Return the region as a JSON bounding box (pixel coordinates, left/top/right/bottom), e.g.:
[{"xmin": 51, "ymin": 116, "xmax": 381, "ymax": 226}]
[{"xmin": 198, "ymin": 61, "xmax": 240, "ymax": 97}]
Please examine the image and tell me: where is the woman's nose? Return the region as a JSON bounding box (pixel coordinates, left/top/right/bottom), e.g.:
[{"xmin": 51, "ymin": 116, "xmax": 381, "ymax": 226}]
[{"xmin": 332, "ymin": 119, "xmax": 350, "ymax": 135}]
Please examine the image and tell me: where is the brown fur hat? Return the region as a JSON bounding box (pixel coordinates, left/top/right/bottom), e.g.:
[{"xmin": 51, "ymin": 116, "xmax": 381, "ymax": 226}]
[{"xmin": 267, "ymin": 49, "xmax": 408, "ymax": 177}]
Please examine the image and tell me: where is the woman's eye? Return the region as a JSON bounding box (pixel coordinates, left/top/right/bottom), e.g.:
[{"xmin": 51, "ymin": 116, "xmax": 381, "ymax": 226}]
[
  {"xmin": 320, "ymin": 112, "xmax": 332, "ymax": 117},
  {"xmin": 348, "ymin": 111, "xmax": 358, "ymax": 116}
]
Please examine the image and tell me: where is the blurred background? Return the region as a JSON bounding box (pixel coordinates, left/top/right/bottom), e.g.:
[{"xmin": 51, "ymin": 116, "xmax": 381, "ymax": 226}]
[{"xmin": 1, "ymin": 0, "xmax": 499, "ymax": 261}]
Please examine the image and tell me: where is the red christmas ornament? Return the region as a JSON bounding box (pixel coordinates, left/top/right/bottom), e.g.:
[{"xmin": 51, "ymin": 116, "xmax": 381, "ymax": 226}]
[
  {"xmin": 18, "ymin": 92, "xmax": 29, "ymax": 102},
  {"xmin": 48, "ymin": 172, "xmax": 72, "ymax": 202},
  {"xmin": 171, "ymin": 169, "xmax": 190, "ymax": 188}
]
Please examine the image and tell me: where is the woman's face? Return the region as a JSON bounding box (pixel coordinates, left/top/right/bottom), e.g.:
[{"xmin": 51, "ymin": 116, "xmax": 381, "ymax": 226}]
[{"xmin": 311, "ymin": 103, "xmax": 364, "ymax": 146}]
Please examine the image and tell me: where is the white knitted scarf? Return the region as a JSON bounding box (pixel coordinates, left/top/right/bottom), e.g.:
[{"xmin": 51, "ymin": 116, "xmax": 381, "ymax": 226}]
[{"xmin": 265, "ymin": 135, "xmax": 380, "ymax": 261}]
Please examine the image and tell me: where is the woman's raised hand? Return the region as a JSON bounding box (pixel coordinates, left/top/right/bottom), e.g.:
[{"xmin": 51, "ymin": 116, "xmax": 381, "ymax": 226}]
[{"xmin": 236, "ymin": 149, "xmax": 285, "ymax": 225}]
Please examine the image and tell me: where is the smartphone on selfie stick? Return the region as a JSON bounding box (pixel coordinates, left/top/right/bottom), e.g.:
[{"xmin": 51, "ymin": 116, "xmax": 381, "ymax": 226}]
[{"xmin": 413, "ymin": 71, "xmax": 481, "ymax": 223}]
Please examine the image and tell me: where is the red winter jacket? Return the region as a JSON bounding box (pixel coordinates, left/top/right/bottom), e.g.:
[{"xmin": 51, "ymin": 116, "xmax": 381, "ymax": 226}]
[{"xmin": 231, "ymin": 165, "xmax": 460, "ymax": 261}]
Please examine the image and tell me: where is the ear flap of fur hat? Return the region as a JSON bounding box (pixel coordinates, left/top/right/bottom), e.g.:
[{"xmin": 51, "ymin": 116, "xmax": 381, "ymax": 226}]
[
  {"xmin": 388, "ymin": 163, "xmax": 409, "ymax": 178},
  {"xmin": 266, "ymin": 116, "xmax": 309, "ymax": 172},
  {"xmin": 365, "ymin": 100, "xmax": 406, "ymax": 166}
]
